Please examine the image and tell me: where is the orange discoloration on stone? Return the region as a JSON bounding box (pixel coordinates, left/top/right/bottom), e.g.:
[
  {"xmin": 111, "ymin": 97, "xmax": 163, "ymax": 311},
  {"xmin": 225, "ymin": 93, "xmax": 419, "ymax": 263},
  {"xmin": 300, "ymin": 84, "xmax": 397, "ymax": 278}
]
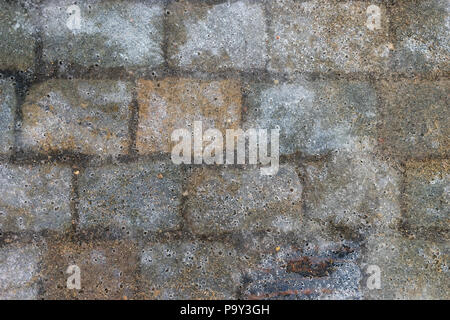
[{"xmin": 136, "ymin": 78, "xmax": 242, "ymax": 154}]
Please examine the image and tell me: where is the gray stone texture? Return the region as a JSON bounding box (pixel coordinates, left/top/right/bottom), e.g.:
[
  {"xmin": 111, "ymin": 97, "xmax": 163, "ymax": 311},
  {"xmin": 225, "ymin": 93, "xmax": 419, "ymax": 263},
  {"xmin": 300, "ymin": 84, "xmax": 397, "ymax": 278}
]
[
  {"xmin": 0, "ymin": 1, "xmax": 36, "ymax": 70},
  {"xmin": 0, "ymin": 80, "xmax": 16, "ymax": 155},
  {"xmin": 41, "ymin": 0, "xmax": 164, "ymax": 70},
  {"xmin": 378, "ymin": 80, "xmax": 449, "ymax": 160},
  {"xmin": 78, "ymin": 161, "xmax": 183, "ymax": 236},
  {"xmin": 0, "ymin": 243, "xmax": 43, "ymax": 300},
  {"xmin": 167, "ymin": 0, "xmax": 268, "ymax": 71},
  {"xmin": 0, "ymin": 163, "xmax": 72, "ymax": 233},
  {"xmin": 243, "ymin": 80, "xmax": 377, "ymax": 156},
  {"xmin": 391, "ymin": 0, "xmax": 450, "ymax": 73},
  {"xmin": 184, "ymin": 165, "xmax": 303, "ymax": 236}
]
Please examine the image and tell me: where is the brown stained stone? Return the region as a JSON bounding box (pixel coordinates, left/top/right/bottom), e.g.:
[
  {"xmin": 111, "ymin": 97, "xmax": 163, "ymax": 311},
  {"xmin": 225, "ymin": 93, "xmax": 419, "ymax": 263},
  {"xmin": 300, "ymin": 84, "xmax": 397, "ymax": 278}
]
[
  {"xmin": 377, "ymin": 80, "xmax": 449, "ymax": 160},
  {"xmin": 403, "ymin": 159, "xmax": 449, "ymax": 240},
  {"xmin": 42, "ymin": 240, "xmax": 139, "ymax": 300},
  {"xmin": 136, "ymin": 78, "xmax": 242, "ymax": 154},
  {"xmin": 20, "ymin": 80, "xmax": 132, "ymax": 156}
]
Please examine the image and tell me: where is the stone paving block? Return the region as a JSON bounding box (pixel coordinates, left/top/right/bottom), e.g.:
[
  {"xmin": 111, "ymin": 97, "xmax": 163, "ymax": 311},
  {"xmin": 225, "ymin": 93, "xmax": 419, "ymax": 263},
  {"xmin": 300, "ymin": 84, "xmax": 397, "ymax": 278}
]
[
  {"xmin": 0, "ymin": 243, "xmax": 42, "ymax": 300},
  {"xmin": 377, "ymin": 80, "xmax": 449, "ymax": 159},
  {"xmin": 391, "ymin": 0, "xmax": 449, "ymax": 73},
  {"xmin": 137, "ymin": 78, "xmax": 241, "ymax": 154},
  {"xmin": 0, "ymin": 163, "xmax": 72, "ymax": 233},
  {"xmin": 20, "ymin": 79, "xmax": 132, "ymax": 156},
  {"xmin": 40, "ymin": 0, "xmax": 164, "ymax": 70},
  {"xmin": 78, "ymin": 160, "xmax": 183, "ymax": 236},
  {"xmin": 243, "ymin": 80, "xmax": 377, "ymax": 156},
  {"xmin": 243, "ymin": 241, "xmax": 362, "ymax": 300},
  {"xmin": 0, "ymin": 1, "xmax": 36, "ymax": 70},
  {"xmin": 167, "ymin": 0, "xmax": 267, "ymax": 72},
  {"xmin": 362, "ymin": 235, "xmax": 449, "ymax": 299},
  {"xmin": 0, "ymin": 80, "xmax": 16, "ymax": 155},
  {"xmin": 403, "ymin": 160, "xmax": 449, "ymax": 240},
  {"xmin": 301, "ymin": 151, "xmax": 401, "ymax": 238},
  {"xmin": 42, "ymin": 240, "xmax": 139, "ymax": 300},
  {"xmin": 184, "ymin": 164, "xmax": 303, "ymax": 236},
  {"xmin": 267, "ymin": 0, "xmax": 390, "ymax": 73},
  {"xmin": 140, "ymin": 240, "xmax": 248, "ymax": 299}
]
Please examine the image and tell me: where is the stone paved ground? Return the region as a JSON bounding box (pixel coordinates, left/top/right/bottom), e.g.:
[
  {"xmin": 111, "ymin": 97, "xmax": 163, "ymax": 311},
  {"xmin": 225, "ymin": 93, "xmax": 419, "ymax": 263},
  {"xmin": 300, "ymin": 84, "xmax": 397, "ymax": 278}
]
[{"xmin": 0, "ymin": 0, "xmax": 448, "ymax": 300}]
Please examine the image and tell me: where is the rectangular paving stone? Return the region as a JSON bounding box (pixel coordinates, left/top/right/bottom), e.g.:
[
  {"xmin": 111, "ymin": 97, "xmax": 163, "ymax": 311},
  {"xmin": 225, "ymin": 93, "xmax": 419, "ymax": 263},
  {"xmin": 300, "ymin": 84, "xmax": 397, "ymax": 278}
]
[
  {"xmin": 40, "ymin": 0, "xmax": 164, "ymax": 70},
  {"xmin": 391, "ymin": 0, "xmax": 449, "ymax": 73},
  {"xmin": 243, "ymin": 242, "xmax": 362, "ymax": 300},
  {"xmin": 362, "ymin": 235, "xmax": 449, "ymax": 299},
  {"xmin": 0, "ymin": 1, "xmax": 36, "ymax": 70},
  {"xmin": 403, "ymin": 160, "xmax": 449, "ymax": 240},
  {"xmin": 0, "ymin": 80, "xmax": 16, "ymax": 155},
  {"xmin": 243, "ymin": 80, "xmax": 377, "ymax": 156},
  {"xmin": 301, "ymin": 151, "xmax": 401, "ymax": 239},
  {"xmin": 137, "ymin": 78, "xmax": 241, "ymax": 154},
  {"xmin": 42, "ymin": 240, "xmax": 139, "ymax": 299},
  {"xmin": 0, "ymin": 243, "xmax": 43, "ymax": 300},
  {"xmin": 184, "ymin": 164, "xmax": 303, "ymax": 236},
  {"xmin": 267, "ymin": 0, "xmax": 390, "ymax": 73},
  {"xmin": 377, "ymin": 80, "xmax": 449, "ymax": 159},
  {"xmin": 78, "ymin": 161, "xmax": 183, "ymax": 237},
  {"xmin": 140, "ymin": 240, "xmax": 248, "ymax": 299},
  {"xmin": 0, "ymin": 163, "xmax": 72, "ymax": 233},
  {"xmin": 19, "ymin": 79, "xmax": 132, "ymax": 156},
  {"xmin": 167, "ymin": 0, "xmax": 267, "ymax": 72}
]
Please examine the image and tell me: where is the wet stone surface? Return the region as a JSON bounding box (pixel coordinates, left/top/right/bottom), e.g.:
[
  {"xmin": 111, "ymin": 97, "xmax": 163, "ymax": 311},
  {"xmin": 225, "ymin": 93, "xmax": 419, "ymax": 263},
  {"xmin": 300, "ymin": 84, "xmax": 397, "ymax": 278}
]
[
  {"xmin": 41, "ymin": 239, "xmax": 139, "ymax": 299},
  {"xmin": 78, "ymin": 160, "xmax": 183, "ymax": 237},
  {"xmin": 0, "ymin": 163, "xmax": 72, "ymax": 233},
  {"xmin": 267, "ymin": 0, "xmax": 391, "ymax": 74},
  {"xmin": 140, "ymin": 240, "xmax": 248, "ymax": 299},
  {"xmin": 390, "ymin": 0, "xmax": 450, "ymax": 74},
  {"xmin": 243, "ymin": 80, "xmax": 378, "ymax": 156},
  {"xmin": 0, "ymin": 79, "xmax": 16, "ymax": 155},
  {"xmin": 362, "ymin": 235, "xmax": 449, "ymax": 299},
  {"xmin": 40, "ymin": 0, "xmax": 165, "ymax": 70},
  {"xmin": 137, "ymin": 78, "xmax": 242, "ymax": 154},
  {"xmin": 0, "ymin": 0, "xmax": 36, "ymax": 71},
  {"xmin": 167, "ymin": 0, "xmax": 268, "ymax": 72},
  {"xmin": 184, "ymin": 164, "xmax": 303, "ymax": 237},
  {"xmin": 403, "ymin": 160, "xmax": 449, "ymax": 241},
  {"xmin": 377, "ymin": 80, "xmax": 449, "ymax": 160},
  {"xmin": 19, "ymin": 79, "xmax": 132, "ymax": 156},
  {"xmin": 0, "ymin": 243, "xmax": 43, "ymax": 300}
]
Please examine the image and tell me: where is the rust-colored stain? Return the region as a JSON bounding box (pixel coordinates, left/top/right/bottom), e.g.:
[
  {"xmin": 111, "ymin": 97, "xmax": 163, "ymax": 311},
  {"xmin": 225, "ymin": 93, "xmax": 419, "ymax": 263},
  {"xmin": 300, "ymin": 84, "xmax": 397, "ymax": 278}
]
[{"xmin": 286, "ymin": 257, "xmax": 335, "ymax": 277}]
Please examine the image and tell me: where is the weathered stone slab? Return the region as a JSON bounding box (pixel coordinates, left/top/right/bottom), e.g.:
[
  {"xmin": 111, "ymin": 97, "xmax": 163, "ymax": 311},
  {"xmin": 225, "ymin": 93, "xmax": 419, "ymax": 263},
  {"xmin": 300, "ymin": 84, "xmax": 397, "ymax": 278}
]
[
  {"xmin": 78, "ymin": 161, "xmax": 183, "ymax": 236},
  {"xmin": 301, "ymin": 151, "xmax": 401, "ymax": 238},
  {"xmin": 42, "ymin": 240, "xmax": 139, "ymax": 299},
  {"xmin": 0, "ymin": 163, "xmax": 72, "ymax": 233},
  {"xmin": 391, "ymin": 0, "xmax": 450, "ymax": 73},
  {"xmin": 184, "ymin": 165, "xmax": 303, "ymax": 236},
  {"xmin": 362, "ymin": 235, "xmax": 449, "ymax": 299},
  {"xmin": 267, "ymin": 0, "xmax": 391, "ymax": 73},
  {"xmin": 137, "ymin": 78, "xmax": 241, "ymax": 154},
  {"xmin": 140, "ymin": 240, "xmax": 247, "ymax": 299},
  {"xmin": 403, "ymin": 160, "xmax": 449, "ymax": 240},
  {"xmin": 167, "ymin": 0, "xmax": 267, "ymax": 71},
  {"xmin": 0, "ymin": 1, "xmax": 36, "ymax": 70},
  {"xmin": 41, "ymin": 0, "xmax": 164, "ymax": 69},
  {"xmin": 377, "ymin": 80, "xmax": 449, "ymax": 159},
  {"xmin": 20, "ymin": 79, "xmax": 132, "ymax": 156},
  {"xmin": 0, "ymin": 243, "xmax": 42, "ymax": 300},
  {"xmin": 243, "ymin": 80, "xmax": 377, "ymax": 156}
]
